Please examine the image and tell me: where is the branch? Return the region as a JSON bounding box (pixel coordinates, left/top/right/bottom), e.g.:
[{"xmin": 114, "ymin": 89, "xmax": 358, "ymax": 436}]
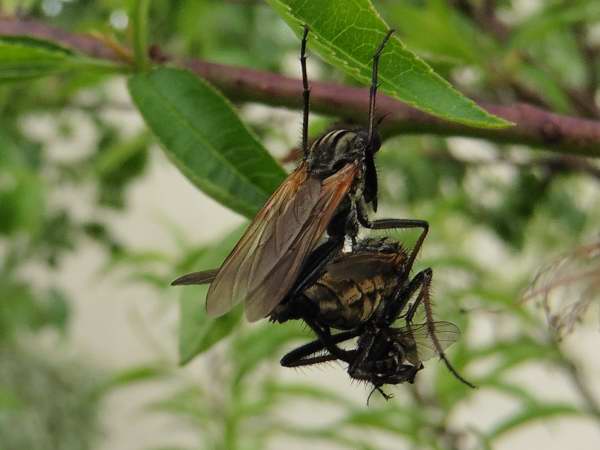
[
  {"xmin": 1, "ymin": 17, "xmax": 600, "ymax": 156},
  {"xmin": 421, "ymin": 148, "xmax": 600, "ymax": 181}
]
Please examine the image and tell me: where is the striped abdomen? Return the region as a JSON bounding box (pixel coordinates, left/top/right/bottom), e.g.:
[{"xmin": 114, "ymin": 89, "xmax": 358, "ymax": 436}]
[{"xmin": 303, "ymin": 269, "xmax": 398, "ymax": 330}]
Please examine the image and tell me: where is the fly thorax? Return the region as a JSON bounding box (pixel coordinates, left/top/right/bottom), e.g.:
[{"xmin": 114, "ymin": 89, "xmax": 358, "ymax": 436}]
[
  {"xmin": 307, "ymin": 129, "xmax": 368, "ymax": 178},
  {"xmin": 353, "ymin": 181, "xmax": 364, "ymax": 200}
]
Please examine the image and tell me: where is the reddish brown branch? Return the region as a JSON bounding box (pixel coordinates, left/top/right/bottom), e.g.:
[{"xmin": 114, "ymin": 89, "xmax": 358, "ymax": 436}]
[{"xmin": 1, "ymin": 16, "xmax": 600, "ymax": 156}]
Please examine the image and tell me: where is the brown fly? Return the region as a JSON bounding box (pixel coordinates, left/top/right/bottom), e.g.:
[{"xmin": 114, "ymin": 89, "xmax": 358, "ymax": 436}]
[{"xmin": 172, "ymin": 27, "xmax": 428, "ymax": 323}]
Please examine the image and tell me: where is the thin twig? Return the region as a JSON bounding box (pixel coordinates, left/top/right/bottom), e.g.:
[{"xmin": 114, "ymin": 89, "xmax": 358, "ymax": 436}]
[{"xmin": 422, "ymin": 147, "xmax": 600, "ymax": 181}]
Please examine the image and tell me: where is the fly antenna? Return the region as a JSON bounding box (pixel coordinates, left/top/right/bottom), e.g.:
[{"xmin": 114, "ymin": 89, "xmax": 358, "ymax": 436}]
[{"xmin": 367, "ymin": 29, "xmax": 395, "ymax": 146}]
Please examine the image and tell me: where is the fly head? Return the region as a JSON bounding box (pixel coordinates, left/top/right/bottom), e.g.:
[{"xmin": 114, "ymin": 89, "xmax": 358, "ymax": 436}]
[
  {"xmin": 351, "ymin": 326, "xmax": 423, "ymax": 390},
  {"xmin": 307, "ymin": 128, "xmax": 376, "ymax": 178}
]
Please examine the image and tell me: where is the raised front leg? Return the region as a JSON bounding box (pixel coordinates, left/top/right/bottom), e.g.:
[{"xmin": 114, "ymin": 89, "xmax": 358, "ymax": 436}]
[
  {"xmin": 300, "ymin": 26, "xmax": 310, "ymax": 158},
  {"xmin": 357, "ymin": 208, "xmax": 429, "ymax": 274},
  {"xmin": 367, "ymin": 29, "xmax": 395, "ymax": 145}
]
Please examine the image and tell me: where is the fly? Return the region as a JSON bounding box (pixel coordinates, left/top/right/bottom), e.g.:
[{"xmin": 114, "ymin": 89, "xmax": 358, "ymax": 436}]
[
  {"xmin": 172, "ymin": 27, "xmax": 429, "ymax": 324},
  {"xmin": 277, "ymin": 237, "xmax": 475, "ymax": 399}
]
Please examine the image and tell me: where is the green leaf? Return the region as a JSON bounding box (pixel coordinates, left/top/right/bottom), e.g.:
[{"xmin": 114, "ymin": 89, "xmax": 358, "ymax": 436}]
[
  {"xmin": 0, "ymin": 388, "xmax": 22, "ymax": 410},
  {"xmin": 180, "ymin": 293, "xmax": 243, "ymax": 365},
  {"xmin": 128, "ymin": 68, "xmax": 286, "ymax": 218},
  {"xmin": 488, "ymin": 403, "xmax": 583, "ymax": 440},
  {"xmin": 94, "ymin": 133, "xmax": 150, "ymax": 177},
  {"xmin": 93, "ymin": 365, "xmax": 168, "ymax": 396},
  {"xmin": 342, "ymin": 406, "xmax": 422, "ymax": 438},
  {"xmin": 0, "ymin": 36, "xmax": 74, "ymax": 54},
  {"xmin": 266, "ymin": 0, "xmax": 510, "ymax": 128},
  {"xmin": 384, "ymin": 1, "xmax": 493, "ymax": 65},
  {"xmin": 510, "ymin": 1, "xmax": 600, "ymax": 49},
  {"xmin": 146, "ymin": 386, "xmax": 208, "ymax": 419},
  {"xmin": 265, "ymin": 381, "xmax": 356, "ymax": 408},
  {"xmin": 271, "ymin": 422, "xmax": 378, "ymax": 450},
  {"xmin": 177, "ymin": 227, "xmax": 245, "ymax": 365},
  {"xmin": 0, "ymin": 36, "xmax": 125, "ymax": 82},
  {"xmin": 476, "ymin": 379, "xmax": 540, "ymax": 406},
  {"xmin": 230, "ymin": 322, "xmax": 309, "ymax": 384}
]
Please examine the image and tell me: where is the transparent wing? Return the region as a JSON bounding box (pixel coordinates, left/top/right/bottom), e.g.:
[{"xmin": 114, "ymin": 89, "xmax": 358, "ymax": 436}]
[
  {"xmin": 207, "ymin": 162, "xmax": 359, "ymax": 322},
  {"xmin": 393, "ymin": 321, "xmax": 460, "ymax": 363}
]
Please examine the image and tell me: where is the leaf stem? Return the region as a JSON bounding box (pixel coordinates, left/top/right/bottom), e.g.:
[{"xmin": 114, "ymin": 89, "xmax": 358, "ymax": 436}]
[{"xmin": 131, "ymin": 0, "xmax": 151, "ymax": 71}]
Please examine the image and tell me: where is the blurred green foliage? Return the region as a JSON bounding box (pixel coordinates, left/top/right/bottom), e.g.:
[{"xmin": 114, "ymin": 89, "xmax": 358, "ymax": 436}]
[
  {"xmin": 0, "ymin": 345, "xmax": 102, "ymax": 450},
  {"xmin": 1, "ymin": 1, "xmax": 600, "ymax": 450}
]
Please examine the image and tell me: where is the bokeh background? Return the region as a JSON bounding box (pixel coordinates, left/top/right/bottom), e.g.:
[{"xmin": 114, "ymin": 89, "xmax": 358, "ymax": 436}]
[{"xmin": 1, "ymin": 1, "xmax": 600, "ymax": 449}]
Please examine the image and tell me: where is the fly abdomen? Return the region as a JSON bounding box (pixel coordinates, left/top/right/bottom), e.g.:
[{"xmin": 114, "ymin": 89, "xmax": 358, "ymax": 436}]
[{"xmin": 303, "ymin": 272, "xmax": 388, "ymax": 329}]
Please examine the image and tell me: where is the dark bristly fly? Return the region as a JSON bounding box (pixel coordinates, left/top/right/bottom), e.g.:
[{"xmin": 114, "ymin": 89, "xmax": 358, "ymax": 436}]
[
  {"xmin": 276, "ymin": 238, "xmax": 474, "ymax": 399},
  {"xmin": 172, "ymin": 26, "xmax": 429, "ymax": 327}
]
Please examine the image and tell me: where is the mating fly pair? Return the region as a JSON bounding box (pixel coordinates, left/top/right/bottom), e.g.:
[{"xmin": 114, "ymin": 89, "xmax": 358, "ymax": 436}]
[{"xmin": 173, "ymin": 27, "xmax": 472, "ymax": 395}]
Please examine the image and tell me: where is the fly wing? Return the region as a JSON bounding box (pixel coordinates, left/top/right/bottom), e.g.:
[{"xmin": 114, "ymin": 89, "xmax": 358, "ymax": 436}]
[
  {"xmin": 325, "ymin": 252, "xmax": 398, "ymax": 280},
  {"xmin": 394, "ymin": 321, "xmax": 460, "ymax": 363},
  {"xmin": 244, "ymin": 163, "xmax": 360, "ymax": 321},
  {"xmin": 171, "ymin": 269, "xmax": 218, "ymax": 286},
  {"xmin": 207, "ymin": 162, "xmax": 359, "ymax": 322}
]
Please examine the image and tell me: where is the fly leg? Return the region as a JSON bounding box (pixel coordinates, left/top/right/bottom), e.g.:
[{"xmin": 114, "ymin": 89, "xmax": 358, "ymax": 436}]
[
  {"xmin": 364, "ymin": 29, "xmax": 395, "ymax": 212},
  {"xmin": 357, "ymin": 210, "xmax": 429, "ymax": 274},
  {"xmin": 365, "ymin": 361, "xmax": 423, "ymax": 404},
  {"xmin": 403, "ymin": 269, "xmax": 476, "ymax": 389},
  {"xmin": 303, "ymin": 317, "xmax": 355, "ymax": 363},
  {"xmin": 300, "ymin": 25, "xmax": 310, "ymax": 158},
  {"xmin": 367, "ymin": 386, "xmax": 393, "ymax": 403},
  {"xmin": 367, "ymin": 29, "xmax": 395, "ymax": 144},
  {"xmin": 280, "ymin": 329, "xmax": 359, "ymax": 367},
  {"xmin": 347, "ymin": 328, "xmax": 377, "ymax": 379},
  {"xmin": 378, "ymin": 268, "xmax": 432, "ymax": 326}
]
